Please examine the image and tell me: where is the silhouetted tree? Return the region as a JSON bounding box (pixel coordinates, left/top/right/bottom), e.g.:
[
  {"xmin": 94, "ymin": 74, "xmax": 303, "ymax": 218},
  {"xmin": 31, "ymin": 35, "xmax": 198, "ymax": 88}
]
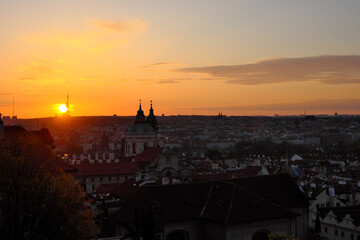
[{"xmin": 0, "ymin": 139, "xmax": 96, "ymax": 239}]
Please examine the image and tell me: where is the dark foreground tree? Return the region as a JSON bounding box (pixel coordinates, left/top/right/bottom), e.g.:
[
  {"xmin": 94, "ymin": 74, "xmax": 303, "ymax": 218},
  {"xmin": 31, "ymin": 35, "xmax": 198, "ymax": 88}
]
[{"xmin": 0, "ymin": 139, "xmax": 96, "ymax": 239}]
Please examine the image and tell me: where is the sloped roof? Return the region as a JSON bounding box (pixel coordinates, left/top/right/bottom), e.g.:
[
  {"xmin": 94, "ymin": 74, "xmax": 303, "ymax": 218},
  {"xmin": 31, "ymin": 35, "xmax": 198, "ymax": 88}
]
[
  {"xmin": 109, "ymin": 179, "xmax": 299, "ymax": 225},
  {"xmin": 96, "ymin": 178, "xmax": 137, "ymax": 198},
  {"xmin": 134, "ymin": 147, "xmax": 164, "ymax": 169},
  {"xmin": 204, "ymin": 182, "xmax": 298, "ymax": 224},
  {"xmin": 228, "ymin": 174, "xmax": 309, "ymax": 208},
  {"xmin": 291, "ymin": 154, "xmax": 303, "ymax": 161},
  {"xmin": 27, "ymin": 128, "xmax": 54, "ymax": 146},
  {"xmin": 110, "ymin": 181, "xmax": 211, "ymax": 223}
]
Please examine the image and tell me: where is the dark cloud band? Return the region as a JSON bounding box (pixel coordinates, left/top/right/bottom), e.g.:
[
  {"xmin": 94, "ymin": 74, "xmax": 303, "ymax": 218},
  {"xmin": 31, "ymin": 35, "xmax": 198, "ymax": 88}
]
[{"xmin": 176, "ymin": 55, "xmax": 360, "ymax": 85}]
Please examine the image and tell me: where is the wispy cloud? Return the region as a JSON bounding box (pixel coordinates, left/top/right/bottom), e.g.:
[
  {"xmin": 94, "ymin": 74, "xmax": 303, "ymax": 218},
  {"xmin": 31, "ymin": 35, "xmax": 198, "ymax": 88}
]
[
  {"xmin": 157, "ymin": 79, "xmax": 180, "ymax": 84},
  {"xmin": 0, "ymin": 92, "xmax": 15, "ymax": 96},
  {"xmin": 139, "ymin": 62, "xmax": 180, "ymax": 69},
  {"xmin": 25, "ymin": 18, "xmax": 149, "ymax": 53},
  {"xmin": 79, "ymin": 76, "xmax": 102, "ymax": 81},
  {"xmin": 92, "ymin": 19, "xmax": 148, "ymax": 33},
  {"xmin": 176, "ymin": 55, "xmax": 360, "ymax": 85},
  {"xmin": 18, "ymin": 61, "xmax": 64, "ymax": 85}
]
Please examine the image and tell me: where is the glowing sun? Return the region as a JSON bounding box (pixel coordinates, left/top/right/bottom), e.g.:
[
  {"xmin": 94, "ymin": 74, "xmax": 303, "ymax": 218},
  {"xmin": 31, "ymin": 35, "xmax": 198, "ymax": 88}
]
[{"xmin": 58, "ymin": 104, "xmax": 68, "ymax": 113}]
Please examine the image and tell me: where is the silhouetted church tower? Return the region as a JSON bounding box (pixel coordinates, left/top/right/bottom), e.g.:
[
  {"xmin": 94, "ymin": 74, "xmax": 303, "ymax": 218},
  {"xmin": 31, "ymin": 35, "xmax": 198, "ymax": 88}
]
[
  {"xmin": 146, "ymin": 100, "xmax": 157, "ymax": 130},
  {"xmin": 124, "ymin": 100, "xmax": 158, "ymax": 157}
]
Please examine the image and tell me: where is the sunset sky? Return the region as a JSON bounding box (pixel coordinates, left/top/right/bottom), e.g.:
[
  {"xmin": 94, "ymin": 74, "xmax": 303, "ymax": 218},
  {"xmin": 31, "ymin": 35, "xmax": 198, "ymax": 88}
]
[{"xmin": 1, "ymin": 0, "xmax": 360, "ymax": 118}]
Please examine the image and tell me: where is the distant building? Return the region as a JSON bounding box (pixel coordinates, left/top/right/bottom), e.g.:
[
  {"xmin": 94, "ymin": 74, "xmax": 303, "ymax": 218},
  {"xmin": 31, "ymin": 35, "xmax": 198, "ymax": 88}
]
[{"xmin": 316, "ymin": 206, "xmax": 360, "ymax": 240}]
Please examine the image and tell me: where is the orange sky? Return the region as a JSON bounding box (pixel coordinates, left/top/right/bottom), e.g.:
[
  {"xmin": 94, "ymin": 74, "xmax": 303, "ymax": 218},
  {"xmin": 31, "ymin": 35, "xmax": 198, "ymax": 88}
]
[{"xmin": 1, "ymin": 0, "xmax": 360, "ymax": 118}]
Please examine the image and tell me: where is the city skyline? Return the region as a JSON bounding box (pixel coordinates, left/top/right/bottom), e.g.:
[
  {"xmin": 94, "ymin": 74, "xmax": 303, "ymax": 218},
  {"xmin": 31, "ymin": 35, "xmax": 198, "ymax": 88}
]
[{"xmin": 1, "ymin": 0, "xmax": 360, "ymax": 118}]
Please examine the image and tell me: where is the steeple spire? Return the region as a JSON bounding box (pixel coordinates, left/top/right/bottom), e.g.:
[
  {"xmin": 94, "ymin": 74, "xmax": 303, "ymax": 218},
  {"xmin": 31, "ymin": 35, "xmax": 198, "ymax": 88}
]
[
  {"xmin": 135, "ymin": 98, "xmax": 146, "ymax": 123},
  {"xmin": 147, "ymin": 100, "xmax": 157, "ymax": 129}
]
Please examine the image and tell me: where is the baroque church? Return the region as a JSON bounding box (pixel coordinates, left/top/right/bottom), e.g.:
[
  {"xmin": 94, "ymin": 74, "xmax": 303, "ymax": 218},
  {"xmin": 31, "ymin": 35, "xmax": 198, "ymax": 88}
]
[{"xmin": 124, "ymin": 101, "xmax": 158, "ymax": 157}]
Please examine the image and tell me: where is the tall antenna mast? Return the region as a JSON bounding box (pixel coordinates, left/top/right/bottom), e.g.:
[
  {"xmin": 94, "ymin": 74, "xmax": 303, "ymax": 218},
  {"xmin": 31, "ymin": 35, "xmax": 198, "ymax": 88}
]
[
  {"xmin": 66, "ymin": 91, "xmax": 69, "ymax": 109},
  {"xmin": 66, "ymin": 91, "xmax": 70, "ymax": 115}
]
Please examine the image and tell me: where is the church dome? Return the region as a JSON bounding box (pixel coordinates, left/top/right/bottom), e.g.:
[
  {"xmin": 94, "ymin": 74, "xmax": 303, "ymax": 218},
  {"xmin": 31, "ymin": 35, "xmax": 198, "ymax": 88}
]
[{"xmin": 126, "ymin": 122, "xmax": 156, "ymax": 135}]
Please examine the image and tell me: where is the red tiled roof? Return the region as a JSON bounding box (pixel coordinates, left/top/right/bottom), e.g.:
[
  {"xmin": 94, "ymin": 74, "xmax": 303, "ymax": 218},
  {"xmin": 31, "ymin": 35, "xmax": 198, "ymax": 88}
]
[{"xmin": 134, "ymin": 147, "xmax": 164, "ymax": 169}]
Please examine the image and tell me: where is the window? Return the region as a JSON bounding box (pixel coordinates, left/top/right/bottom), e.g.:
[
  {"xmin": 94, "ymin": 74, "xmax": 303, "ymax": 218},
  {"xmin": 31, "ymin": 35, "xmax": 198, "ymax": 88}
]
[
  {"xmin": 357, "ymin": 235, "xmax": 360, "ymax": 240},
  {"xmin": 108, "ymin": 177, "xmax": 111, "ymax": 181},
  {"xmin": 100, "ymin": 177, "xmax": 103, "ymax": 181},
  {"xmin": 351, "ymin": 233, "xmax": 354, "ymax": 240},
  {"xmin": 341, "ymin": 231, "xmax": 344, "ymax": 237},
  {"xmin": 335, "ymin": 230, "xmax": 338, "ymax": 236},
  {"xmin": 324, "ymin": 227, "xmax": 327, "ymax": 233},
  {"xmin": 144, "ymin": 142, "xmax": 148, "ymax": 150},
  {"xmin": 133, "ymin": 143, "xmax": 136, "ymax": 154}
]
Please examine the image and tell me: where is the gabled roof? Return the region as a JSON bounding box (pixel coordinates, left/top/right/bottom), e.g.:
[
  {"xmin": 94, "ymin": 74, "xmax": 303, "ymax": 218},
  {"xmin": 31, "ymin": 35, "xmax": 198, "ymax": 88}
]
[{"xmin": 318, "ymin": 205, "xmax": 360, "ymax": 226}]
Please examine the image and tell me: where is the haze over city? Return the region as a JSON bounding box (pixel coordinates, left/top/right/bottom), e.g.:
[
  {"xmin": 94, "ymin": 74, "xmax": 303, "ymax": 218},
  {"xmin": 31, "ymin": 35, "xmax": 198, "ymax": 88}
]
[{"xmin": 1, "ymin": 0, "xmax": 360, "ymax": 118}]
